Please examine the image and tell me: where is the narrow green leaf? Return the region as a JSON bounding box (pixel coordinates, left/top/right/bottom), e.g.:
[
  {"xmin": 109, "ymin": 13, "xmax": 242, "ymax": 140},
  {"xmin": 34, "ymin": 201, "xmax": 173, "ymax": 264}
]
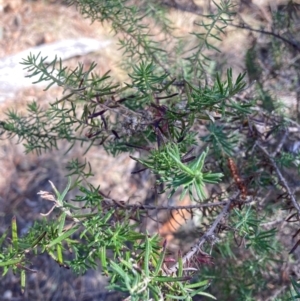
[
  {"xmin": 59, "ymin": 177, "xmax": 72, "ymax": 203},
  {"xmin": 12, "ymin": 216, "xmax": 18, "ymax": 252},
  {"xmin": 193, "ymin": 291, "xmax": 216, "ymax": 299},
  {"xmin": 30, "ymin": 231, "xmax": 47, "ymax": 249},
  {"xmin": 49, "ymin": 181, "xmax": 60, "ymax": 200},
  {"xmin": 0, "ymin": 257, "xmax": 23, "ymax": 267},
  {"xmin": 167, "ymin": 145, "xmax": 194, "ymax": 176},
  {"xmin": 165, "ymin": 294, "xmax": 187, "ymax": 300},
  {"xmin": 154, "ymin": 241, "xmax": 167, "ymax": 275},
  {"xmin": 189, "ymin": 148, "xmax": 207, "ymax": 171},
  {"xmin": 57, "ymin": 213, "xmax": 67, "ymax": 235},
  {"xmin": 47, "ymin": 226, "xmax": 79, "ymax": 248},
  {"xmin": 178, "ymin": 251, "xmax": 183, "ymax": 277},
  {"xmin": 100, "ymin": 247, "xmax": 108, "ymax": 274},
  {"xmin": 195, "ymin": 179, "xmax": 206, "ymax": 201},
  {"xmin": 155, "ymin": 276, "xmax": 191, "ymax": 282},
  {"xmin": 185, "ymin": 279, "xmax": 209, "ymax": 289},
  {"xmin": 144, "ymin": 236, "xmax": 151, "ymax": 277},
  {"xmin": 110, "ymin": 261, "xmax": 131, "ymax": 290},
  {"xmin": 216, "ymin": 73, "xmax": 223, "ymax": 95},
  {"xmin": 56, "ymin": 243, "xmax": 63, "ymax": 266},
  {"xmin": 179, "ymin": 187, "xmax": 189, "ymax": 201},
  {"xmin": 0, "ymin": 229, "xmax": 8, "ymax": 247},
  {"xmin": 21, "ymin": 269, "xmax": 26, "ymax": 294}
]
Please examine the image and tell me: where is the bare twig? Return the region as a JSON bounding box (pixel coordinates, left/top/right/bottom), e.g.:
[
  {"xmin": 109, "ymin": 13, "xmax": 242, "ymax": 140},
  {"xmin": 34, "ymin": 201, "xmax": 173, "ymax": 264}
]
[
  {"xmin": 167, "ymin": 198, "xmax": 233, "ymax": 275},
  {"xmin": 160, "ymin": 1, "xmax": 300, "ymax": 51},
  {"xmin": 230, "ymin": 22, "xmax": 300, "ymax": 52},
  {"xmin": 256, "ymin": 142, "xmax": 300, "ymax": 215},
  {"xmin": 101, "ymin": 196, "xmax": 252, "ymax": 211},
  {"xmin": 261, "ymin": 218, "xmax": 285, "ymax": 228},
  {"xmin": 272, "ymin": 130, "xmax": 288, "ymax": 156}
]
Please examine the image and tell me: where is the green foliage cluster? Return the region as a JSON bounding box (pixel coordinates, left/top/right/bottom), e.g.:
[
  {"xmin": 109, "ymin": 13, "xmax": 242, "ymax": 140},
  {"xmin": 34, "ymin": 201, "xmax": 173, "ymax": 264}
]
[{"xmin": 1, "ymin": 0, "xmax": 300, "ymax": 300}]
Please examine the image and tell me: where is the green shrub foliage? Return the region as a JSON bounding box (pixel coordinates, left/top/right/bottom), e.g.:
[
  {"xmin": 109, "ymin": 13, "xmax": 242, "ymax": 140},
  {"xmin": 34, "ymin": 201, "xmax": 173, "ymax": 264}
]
[{"xmin": 1, "ymin": 0, "xmax": 300, "ymax": 300}]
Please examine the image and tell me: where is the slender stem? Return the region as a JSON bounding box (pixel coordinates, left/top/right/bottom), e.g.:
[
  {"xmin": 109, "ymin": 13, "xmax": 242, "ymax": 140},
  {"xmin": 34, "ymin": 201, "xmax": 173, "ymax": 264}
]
[
  {"xmin": 161, "ymin": 1, "xmax": 300, "ymax": 52},
  {"xmin": 101, "ymin": 194, "xmax": 252, "ymax": 211},
  {"xmin": 256, "ymin": 142, "xmax": 300, "ymax": 215},
  {"xmin": 167, "ymin": 198, "xmax": 233, "ymax": 275}
]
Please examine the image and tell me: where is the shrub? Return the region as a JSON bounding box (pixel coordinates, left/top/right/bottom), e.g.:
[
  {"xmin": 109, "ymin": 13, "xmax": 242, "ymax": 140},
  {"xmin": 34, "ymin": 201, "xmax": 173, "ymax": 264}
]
[{"xmin": 1, "ymin": 0, "xmax": 300, "ymax": 300}]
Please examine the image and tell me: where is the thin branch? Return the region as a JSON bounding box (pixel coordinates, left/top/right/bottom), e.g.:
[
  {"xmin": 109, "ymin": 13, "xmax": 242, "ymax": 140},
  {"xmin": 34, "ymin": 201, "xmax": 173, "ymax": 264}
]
[
  {"xmin": 160, "ymin": 1, "xmax": 300, "ymax": 52},
  {"xmin": 272, "ymin": 130, "xmax": 288, "ymax": 156},
  {"xmin": 256, "ymin": 142, "xmax": 300, "ymax": 215},
  {"xmin": 102, "ymin": 196, "xmax": 252, "ymax": 211},
  {"xmin": 167, "ymin": 198, "xmax": 233, "ymax": 275},
  {"xmin": 230, "ymin": 21, "xmax": 300, "ymax": 51},
  {"xmin": 261, "ymin": 218, "xmax": 285, "ymax": 228}
]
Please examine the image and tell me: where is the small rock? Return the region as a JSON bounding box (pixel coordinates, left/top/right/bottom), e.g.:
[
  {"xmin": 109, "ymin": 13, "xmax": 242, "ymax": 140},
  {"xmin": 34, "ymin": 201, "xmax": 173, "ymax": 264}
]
[
  {"xmin": 0, "ymin": 38, "xmax": 111, "ymax": 102},
  {"xmin": 3, "ymin": 290, "xmax": 13, "ymax": 300}
]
